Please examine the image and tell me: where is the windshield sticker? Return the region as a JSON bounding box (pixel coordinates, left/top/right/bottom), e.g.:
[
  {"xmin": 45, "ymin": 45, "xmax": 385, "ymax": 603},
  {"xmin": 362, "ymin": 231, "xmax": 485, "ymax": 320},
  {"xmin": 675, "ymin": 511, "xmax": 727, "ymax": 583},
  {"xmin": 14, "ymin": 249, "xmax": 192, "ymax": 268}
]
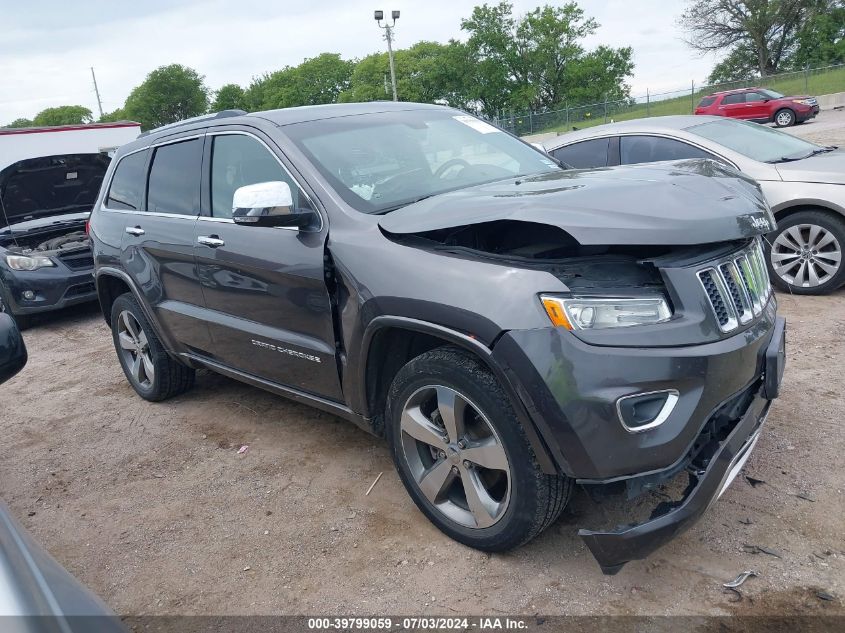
[{"xmin": 453, "ymin": 115, "xmax": 500, "ymax": 134}]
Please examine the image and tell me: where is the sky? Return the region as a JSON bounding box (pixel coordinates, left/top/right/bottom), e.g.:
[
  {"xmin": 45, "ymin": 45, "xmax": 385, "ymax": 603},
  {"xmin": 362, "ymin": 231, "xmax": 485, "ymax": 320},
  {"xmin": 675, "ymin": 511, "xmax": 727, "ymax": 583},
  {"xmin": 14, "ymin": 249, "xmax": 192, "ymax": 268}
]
[{"xmin": 0, "ymin": 0, "xmax": 721, "ymax": 123}]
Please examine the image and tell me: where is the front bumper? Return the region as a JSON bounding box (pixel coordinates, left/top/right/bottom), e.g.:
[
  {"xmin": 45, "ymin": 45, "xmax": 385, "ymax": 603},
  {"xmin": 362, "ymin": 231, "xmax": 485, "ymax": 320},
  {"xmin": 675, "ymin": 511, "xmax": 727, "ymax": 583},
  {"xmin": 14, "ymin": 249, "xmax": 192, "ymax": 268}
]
[
  {"xmin": 581, "ymin": 385, "xmax": 771, "ymax": 574},
  {"xmin": 0, "ymin": 264, "xmax": 97, "ymax": 315},
  {"xmin": 796, "ymin": 105, "xmax": 820, "ymax": 122},
  {"xmin": 493, "ymin": 299, "xmax": 785, "ymax": 572}
]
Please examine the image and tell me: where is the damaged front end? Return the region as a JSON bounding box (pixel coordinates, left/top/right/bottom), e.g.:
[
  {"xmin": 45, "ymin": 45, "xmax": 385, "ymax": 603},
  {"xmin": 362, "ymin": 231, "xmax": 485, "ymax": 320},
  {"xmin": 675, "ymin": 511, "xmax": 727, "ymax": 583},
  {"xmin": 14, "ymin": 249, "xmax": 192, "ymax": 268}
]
[{"xmin": 377, "ymin": 161, "xmax": 784, "ymax": 573}]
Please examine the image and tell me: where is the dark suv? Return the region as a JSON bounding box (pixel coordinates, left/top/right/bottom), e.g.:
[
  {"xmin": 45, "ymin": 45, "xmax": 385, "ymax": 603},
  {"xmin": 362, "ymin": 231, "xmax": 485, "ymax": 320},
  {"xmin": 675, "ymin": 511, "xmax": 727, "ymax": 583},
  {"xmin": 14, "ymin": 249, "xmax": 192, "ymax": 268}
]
[{"xmin": 90, "ymin": 103, "xmax": 785, "ymax": 574}]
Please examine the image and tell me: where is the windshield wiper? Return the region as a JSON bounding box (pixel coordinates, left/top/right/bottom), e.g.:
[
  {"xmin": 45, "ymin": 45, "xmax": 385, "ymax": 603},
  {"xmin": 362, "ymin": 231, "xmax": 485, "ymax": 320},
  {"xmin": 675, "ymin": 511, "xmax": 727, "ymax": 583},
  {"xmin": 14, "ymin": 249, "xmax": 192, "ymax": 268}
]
[
  {"xmin": 375, "ymin": 195, "xmax": 436, "ymax": 215},
  {"xmin": 768, "ymin": 146, "xmax": 837, "ymax": 163}
]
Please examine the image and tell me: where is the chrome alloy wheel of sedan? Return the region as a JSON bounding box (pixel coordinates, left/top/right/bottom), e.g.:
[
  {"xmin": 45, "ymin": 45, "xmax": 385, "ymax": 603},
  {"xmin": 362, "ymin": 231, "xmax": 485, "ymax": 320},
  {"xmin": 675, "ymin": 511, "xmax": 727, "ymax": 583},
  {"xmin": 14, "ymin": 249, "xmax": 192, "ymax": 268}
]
[
  {"xmin": 771, "ymin": 224, "xmax": 842, "ymax": 288},
  {"xmin": 399, "ymin": 385, "xmax": 511, "ymax": 529},
  {"xmin": 116, "ymin": 310, "xmax": 154, "ymax": 389}
]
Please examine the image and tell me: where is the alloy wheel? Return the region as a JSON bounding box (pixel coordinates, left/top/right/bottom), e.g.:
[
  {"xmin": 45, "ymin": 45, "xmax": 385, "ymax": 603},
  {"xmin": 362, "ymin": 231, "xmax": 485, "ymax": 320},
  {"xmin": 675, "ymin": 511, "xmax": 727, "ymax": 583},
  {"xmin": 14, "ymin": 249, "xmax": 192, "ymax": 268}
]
[
  {"xmin": 399, "ymin": 385, "xmax": 511, "ymax": 529},
  {"xmin": 116, "ymin": 310, "xmax": 155, "ymax": 388},
  {"xmin": 771, "ymin": 224, "xmax": 842, "ymax": 288},
  {"xmin": 776, "ymin": 110, "xmax": 794, "ymax": 127}
]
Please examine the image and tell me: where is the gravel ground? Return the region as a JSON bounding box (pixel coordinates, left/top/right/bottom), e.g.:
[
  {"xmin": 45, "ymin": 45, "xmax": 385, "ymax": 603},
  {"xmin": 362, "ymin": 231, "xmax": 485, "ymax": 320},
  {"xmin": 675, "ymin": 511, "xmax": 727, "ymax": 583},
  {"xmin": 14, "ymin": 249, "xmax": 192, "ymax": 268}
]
[
  {"xmin": 1, "ymin": 290, "xmax": 843, "ymax": 617},
  {"xmin": 782, "ymin": 109, "xmax": 845, "ymax": 146}
]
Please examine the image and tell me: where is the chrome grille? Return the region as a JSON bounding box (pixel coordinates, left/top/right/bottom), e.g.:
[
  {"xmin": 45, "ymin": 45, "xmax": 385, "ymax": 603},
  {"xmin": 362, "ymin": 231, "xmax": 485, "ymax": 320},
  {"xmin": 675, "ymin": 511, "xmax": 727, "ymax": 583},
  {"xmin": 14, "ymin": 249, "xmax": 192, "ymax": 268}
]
[{"xmin": 698, "ymin": 240, "xmax": 772, "ymax": 333}]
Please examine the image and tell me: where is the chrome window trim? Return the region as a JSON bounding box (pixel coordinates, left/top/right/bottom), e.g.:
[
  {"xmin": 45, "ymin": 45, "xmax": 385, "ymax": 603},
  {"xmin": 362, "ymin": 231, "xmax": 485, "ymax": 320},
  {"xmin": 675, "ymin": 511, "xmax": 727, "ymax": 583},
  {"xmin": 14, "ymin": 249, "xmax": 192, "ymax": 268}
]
[
  {"xmin": 206, "ymin": 130, "xmax": 324, "ymax": 231},
  {"xmin": 616, "ymin": 389, "xmax": 680, "ymax": 433}
]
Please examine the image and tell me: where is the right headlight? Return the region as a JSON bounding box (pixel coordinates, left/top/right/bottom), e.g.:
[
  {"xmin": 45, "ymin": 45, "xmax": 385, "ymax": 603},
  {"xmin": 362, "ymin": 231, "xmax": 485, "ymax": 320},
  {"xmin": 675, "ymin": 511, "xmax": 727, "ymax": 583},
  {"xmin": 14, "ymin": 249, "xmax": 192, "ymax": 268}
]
[
  {"xmin": 541, "ymin": 295, "xmax": 672, "ymax": 330},
  {"xmin": 5, "ymin": 254, "xmax": 56, "ymax": 271}
]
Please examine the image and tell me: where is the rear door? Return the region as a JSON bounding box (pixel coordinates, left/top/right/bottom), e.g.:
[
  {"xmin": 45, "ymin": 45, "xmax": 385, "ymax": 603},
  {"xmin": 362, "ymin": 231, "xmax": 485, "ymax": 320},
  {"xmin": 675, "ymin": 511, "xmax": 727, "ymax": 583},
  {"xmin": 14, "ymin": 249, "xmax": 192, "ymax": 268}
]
[
  {"xmin": 719, "ymin": 92, "xmax": 748, "ymax": 119},
  {"xmin": 193, "ymin": 128, "xmax": 343, "ymax": 401},
  {"xmin": 743, "ymin": 91, "xmax": 770, "ymax": 121},
  {"xmin": 117, "ymin": 133, "xmax": 213, "ymax": 354},
  {"xmin": 550, "ymin": 137, "xmax": 611, "ymax": 169}
]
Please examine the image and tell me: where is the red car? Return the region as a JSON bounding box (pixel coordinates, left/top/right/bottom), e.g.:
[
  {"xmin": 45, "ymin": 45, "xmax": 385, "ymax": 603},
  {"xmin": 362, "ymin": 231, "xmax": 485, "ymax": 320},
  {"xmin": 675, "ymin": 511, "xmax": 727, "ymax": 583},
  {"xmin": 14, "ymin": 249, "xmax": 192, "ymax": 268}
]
[{"xmin": 695, "ymin": 88, "xmax": 820, "ymax": 128}]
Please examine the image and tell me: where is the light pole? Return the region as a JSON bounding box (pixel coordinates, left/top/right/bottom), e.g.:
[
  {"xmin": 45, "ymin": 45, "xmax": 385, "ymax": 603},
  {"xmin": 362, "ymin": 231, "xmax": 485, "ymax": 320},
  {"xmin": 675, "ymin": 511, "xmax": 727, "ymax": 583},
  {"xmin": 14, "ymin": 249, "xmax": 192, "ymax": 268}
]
[{"xmin": 374, "ymin": 10, "xmax": 399, "ymax": 101}]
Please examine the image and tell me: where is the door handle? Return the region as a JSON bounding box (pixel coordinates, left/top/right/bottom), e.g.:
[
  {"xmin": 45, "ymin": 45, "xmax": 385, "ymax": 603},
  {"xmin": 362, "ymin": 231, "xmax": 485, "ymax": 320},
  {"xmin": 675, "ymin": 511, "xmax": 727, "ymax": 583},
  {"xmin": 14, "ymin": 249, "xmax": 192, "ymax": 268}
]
[
  {"xmin": 197, "ymin": 235, "xmax": 225, "ymax": 248},
  {"xmin": 125, "ymin": 226, "xmax": 145, "ymax": 236}
]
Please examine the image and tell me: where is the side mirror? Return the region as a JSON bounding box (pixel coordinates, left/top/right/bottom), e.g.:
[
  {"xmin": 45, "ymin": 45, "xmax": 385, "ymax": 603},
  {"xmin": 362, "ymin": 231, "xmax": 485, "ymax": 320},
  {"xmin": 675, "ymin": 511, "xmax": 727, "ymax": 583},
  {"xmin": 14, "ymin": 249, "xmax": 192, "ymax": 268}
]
[
  {"xmin": 232, "ymin": 181, "xmax": 316, "ymax": 230},
  {"xmin": 0, "ymin": 313, "xmax": 27, "ymax": 385}
]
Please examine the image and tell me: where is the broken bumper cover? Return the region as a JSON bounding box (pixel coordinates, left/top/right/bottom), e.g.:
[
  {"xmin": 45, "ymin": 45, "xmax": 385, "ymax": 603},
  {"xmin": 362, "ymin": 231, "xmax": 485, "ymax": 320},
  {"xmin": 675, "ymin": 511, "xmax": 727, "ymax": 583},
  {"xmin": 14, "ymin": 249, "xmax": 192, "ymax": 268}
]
[{"xmin": 579, "ymin": 317, "xmax": 786, "ymax": 574}]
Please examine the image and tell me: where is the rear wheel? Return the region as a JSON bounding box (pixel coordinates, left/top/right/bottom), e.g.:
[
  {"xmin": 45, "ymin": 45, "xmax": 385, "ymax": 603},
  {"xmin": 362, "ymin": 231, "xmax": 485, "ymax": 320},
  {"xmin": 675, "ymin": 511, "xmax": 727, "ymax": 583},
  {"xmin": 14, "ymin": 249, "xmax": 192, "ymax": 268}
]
[
  {"xmin": 774, "ymin": 108, "xmax": 796, "ymax": 127},
  {"xmin": 766, "ymin": 211, "xmax": 845, "ymax": 294},
  {"xmin": 110, "ymin": 293, "xmax": 195, "ymax": 401},
  {"xmin": 385, "ymin": 346, "xmax": 571, "ymax": 551}
]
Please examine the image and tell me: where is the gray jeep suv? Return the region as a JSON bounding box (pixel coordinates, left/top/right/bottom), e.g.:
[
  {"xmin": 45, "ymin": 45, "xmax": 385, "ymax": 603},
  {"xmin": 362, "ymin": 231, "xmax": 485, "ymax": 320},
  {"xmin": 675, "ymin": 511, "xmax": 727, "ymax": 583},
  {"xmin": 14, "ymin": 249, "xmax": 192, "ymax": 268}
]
[{"xmin": 89, "ymin": 103, "xmax": 785, "ymax": 574}]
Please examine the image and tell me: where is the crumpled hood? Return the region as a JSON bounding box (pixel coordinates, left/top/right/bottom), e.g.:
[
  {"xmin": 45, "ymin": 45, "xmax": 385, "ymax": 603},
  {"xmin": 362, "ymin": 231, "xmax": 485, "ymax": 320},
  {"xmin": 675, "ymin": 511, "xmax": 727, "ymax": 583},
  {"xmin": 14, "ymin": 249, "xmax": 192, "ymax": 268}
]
[
  {"xmin": 379, "ymin": 159, "xmax": 775, "ymax": 245},
  {"xmin": 775, "ymin": 148, "xmax": 845, "ymax": 185}
]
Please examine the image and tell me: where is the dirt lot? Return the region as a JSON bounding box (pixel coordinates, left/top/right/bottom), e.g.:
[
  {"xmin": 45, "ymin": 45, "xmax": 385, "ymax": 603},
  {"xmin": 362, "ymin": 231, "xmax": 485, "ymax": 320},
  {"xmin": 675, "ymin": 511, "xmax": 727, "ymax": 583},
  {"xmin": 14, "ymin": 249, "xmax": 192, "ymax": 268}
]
[{"xmin": 1, "ymin": 285, "xmax": 843, "ymax": 617}]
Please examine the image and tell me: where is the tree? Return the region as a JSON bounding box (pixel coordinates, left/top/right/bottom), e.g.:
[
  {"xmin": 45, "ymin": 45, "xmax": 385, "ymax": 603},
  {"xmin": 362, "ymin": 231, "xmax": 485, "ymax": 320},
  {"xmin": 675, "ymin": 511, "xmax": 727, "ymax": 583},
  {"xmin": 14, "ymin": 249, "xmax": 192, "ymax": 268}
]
[
  {"xmin": 245, "ymin": 53, "xmax": 354, "ymax": 111},
  {"xmin": 32, "ymin": 105, "xmax": 93, "ymax": 126},
  {"xmin": 460, "ymin": 2, "xmax": 633, "ymax": 116},
  {"xmin": 123, "ymin": 64, "xmax": 210, "ymax": 130},
  {"xmin": 5, "ymin": 118, "xmax": 33, "ymax": 128},
  {"xmin": 340, "ymin": 41, "xmax": 475, "ymax": 108},
  {"xmin": 99, "ymin": 108, "xmax": 128, "ymax": 123},
  {"xmin": 211, "ymin": 84, "xmax": 248, "ymax": 112},
  {"xmin": 792, "ymin": 3, "xmax": 845, "ymax": 67},
  {"xmin": 680, "ymin": 0, "xmax": 835, "ymax": 77},
  {"xmin": 707, "ymin": 45, "xmax": 760, "ymax": 83}
]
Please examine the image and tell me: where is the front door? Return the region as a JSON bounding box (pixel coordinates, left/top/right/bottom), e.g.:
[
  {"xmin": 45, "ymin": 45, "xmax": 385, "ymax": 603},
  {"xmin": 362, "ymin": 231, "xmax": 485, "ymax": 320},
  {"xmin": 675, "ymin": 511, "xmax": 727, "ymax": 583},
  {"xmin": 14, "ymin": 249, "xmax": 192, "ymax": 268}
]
[
  {"xmin": 743, "ymin": 92, "xmax": 770, "ymax": 121},
  {"xmin": 193, "ymin": 129, "xmax": 343, "ymax": 401}
]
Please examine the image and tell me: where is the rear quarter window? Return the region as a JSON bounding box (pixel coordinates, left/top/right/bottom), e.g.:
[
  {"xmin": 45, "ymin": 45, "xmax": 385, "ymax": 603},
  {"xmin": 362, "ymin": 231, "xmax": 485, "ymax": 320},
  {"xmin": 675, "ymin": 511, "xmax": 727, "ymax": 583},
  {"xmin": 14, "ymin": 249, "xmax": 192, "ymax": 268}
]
[
  {"xmin": 550, "ymin": 138, "xmax": 610, "ymax": 169},
  {"xmin": 106, "ymin": 150, "xmax": 148, "ymax": 210},
  {"xmin": 698, "ymin": 96, "xmax": 717, "ymax": 108}
]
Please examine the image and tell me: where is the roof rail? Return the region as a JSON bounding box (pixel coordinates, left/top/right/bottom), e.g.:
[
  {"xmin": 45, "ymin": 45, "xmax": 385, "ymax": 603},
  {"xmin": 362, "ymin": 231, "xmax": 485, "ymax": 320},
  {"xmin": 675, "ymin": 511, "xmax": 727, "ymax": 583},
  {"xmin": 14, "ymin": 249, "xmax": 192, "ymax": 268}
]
[{"xmin": 139, "ymin": 109, "xmax": 247, "ymax": 137}]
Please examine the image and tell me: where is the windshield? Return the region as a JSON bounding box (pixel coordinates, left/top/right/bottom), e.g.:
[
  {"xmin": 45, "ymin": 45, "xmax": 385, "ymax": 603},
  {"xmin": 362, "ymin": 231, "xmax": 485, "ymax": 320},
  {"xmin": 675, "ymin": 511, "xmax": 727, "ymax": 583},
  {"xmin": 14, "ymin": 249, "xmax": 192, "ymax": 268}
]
[
  {"xmin": 760, "ymin": 89, "xmax": 784, "ymax": 99},
  {"xmin": 283, "ymin": 109, "xmax": 561, "ymax": 213},
  {"xmin": 686, "ymin": 118, "xmax": 822, "ymax": 163}
]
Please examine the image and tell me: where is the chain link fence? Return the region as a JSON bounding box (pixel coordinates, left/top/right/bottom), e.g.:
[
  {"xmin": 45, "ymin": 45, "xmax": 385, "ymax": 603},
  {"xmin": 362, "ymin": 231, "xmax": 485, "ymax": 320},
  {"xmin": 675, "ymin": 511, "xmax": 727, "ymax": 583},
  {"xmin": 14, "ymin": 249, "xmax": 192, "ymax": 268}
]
[{"xmin": 491, "ymin": 63, "xmax": 845, "ymax": 137}]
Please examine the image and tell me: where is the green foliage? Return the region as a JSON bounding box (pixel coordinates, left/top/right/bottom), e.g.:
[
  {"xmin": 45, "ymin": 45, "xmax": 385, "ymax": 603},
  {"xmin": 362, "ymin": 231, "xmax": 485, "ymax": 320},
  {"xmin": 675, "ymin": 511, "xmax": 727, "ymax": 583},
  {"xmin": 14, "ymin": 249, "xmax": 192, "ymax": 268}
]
[
  {"xmin": 245, "ymin": 53, "xmax": 354, "ymax": 111},
  {"xmin": 211, "ymin": 84, "xmax": 248, "ymax": 112},
  {"xmin": 792, "ymin": 5, "xmax": 845, "ymax": 67},
  {"xmin": 123, "ymin": 64, "xmax": 210, "ymax": 130},
  {"xmin": 32, "ymin": 105, "xmax": 93, "ymax": 126},
  {"xmin": 98, "ymin": 108, "xmax": 128, "ymax": 123},
  {"xmin": 5, "ymin": 118, "xmax": 33, "ymax": 128},
  {"xmin": 339, "ymin": 41, "xmax": 474, "ymax": 109},
  {"xmin": 707, "ymin": 45, "xmax": 760, "ymax": 83},
  {"xmin": 461, "ymin": 2, "xmax": 633, "ymax": 115}
]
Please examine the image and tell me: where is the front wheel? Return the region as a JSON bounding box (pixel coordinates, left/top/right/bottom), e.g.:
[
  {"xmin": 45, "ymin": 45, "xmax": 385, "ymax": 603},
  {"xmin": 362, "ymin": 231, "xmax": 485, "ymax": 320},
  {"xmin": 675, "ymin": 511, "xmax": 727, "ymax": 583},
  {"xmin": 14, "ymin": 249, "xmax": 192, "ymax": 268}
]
[
  {"xmin": 110, "ymin": 293, "xmax": 195, "ymax": 401},
  {"xmin": 766, "ymin": 211, "xmax": 845, "ymax": 294},
  {"xmin": 774, "ymin": 108, "xmax": 796, "ymax": 127},
  {"xmin": 385, "ymin": 346, "xmax": 571, "ymax": 552}
]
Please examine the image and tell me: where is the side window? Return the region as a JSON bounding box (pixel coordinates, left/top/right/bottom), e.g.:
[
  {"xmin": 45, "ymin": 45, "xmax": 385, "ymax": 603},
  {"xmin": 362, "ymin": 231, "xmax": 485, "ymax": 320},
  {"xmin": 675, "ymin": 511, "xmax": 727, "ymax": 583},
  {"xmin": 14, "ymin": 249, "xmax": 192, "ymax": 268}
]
[
  {"xmin": 551, "ymin": 138, "xmax": 609, "ymax": 169},
  {"xmin": 146, "ymin": 139, "xmax": 202, "ymax": 215},
  {"xmin": 210, "ymin": 134, "xmax": 311, "ymax": 219},
  {"xmin": 106, "ymin": 150, "xmax": 147, "ymax": 210},
  {"xmin": 722, "ymin": 93, "xmax": 744, "ymax": 105},
  {"xmin": 697, "ymin": 96, "xmax": 716, "ymax": 108},
  {"xmin": 745, "ymin": 92, "xmax": 766, "ymax": 102},
  {"xmin": 620, "ymin": 136, "xmax": 716, "ymax": 165}
]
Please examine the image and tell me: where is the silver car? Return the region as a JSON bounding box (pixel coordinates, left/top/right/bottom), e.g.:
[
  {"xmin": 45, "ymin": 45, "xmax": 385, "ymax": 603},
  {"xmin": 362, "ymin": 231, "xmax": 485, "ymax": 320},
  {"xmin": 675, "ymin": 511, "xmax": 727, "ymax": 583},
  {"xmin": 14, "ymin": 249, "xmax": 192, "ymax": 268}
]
[{"xmin": 544, "ymin": 115, "xmax": 845, "ymax": 295}]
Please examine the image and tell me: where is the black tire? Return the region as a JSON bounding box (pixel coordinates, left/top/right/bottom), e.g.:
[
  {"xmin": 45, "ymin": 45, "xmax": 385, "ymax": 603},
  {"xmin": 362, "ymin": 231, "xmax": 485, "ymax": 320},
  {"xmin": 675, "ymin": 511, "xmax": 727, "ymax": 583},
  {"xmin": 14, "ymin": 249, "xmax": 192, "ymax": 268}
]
[
  {"xmin": 385, "ymin": 346, "xmax": 571, "ymax": 552},
  {"xmin": 774, "ymin": 108, "xmax": 796, "ymax": 127},
  {"xmin": 765, "ymin": 210, "xmax": 845, "ymax": 295},
  {"xmin": 110, "ymin": 293, "xmax": 195, "ymax": 401}
]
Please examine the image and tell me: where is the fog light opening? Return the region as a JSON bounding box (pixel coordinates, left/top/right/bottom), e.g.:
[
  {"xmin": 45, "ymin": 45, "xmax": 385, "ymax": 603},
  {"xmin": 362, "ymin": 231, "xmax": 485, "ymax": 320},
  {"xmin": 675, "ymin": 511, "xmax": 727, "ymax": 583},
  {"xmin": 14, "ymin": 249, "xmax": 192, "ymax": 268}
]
[
  {"xmin": 616, "ymin": 390, "xmax": 679, "ymax": 433},
  {"xmin": 22, "ymin": 290, "xmax": 36, "ymax": 301}
]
